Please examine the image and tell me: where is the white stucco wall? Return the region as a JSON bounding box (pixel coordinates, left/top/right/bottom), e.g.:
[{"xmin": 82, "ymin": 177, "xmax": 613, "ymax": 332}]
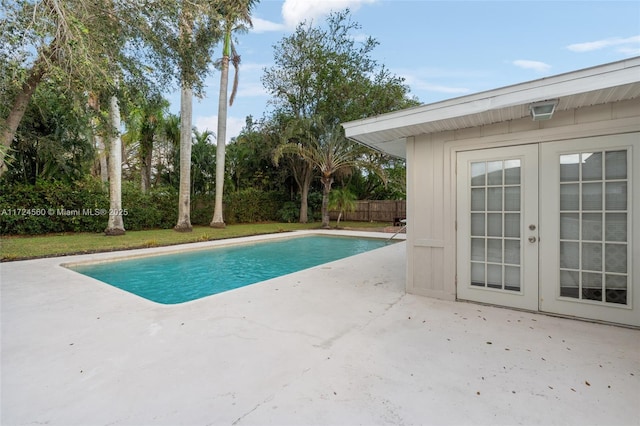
[{"xmin": 405, "ymin": 97, "xmax": 640, "ymax": 300}]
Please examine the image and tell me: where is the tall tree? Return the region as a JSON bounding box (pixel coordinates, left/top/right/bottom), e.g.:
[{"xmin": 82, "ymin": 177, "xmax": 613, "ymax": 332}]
[
  {"xmin": 147, "ymin": 1, "xmax": 223, "ymax": 232},
  {"xmin": 262, "ymin": 9, "xmax": 418, "ymax": 125},
  {"xmin": 0, "ymin": 0, "xmax": 143, "ymax": 175},
  {"xmin": 104, "ymin": 90, "xmax": 125, "ymax": 235},
  {"xmin": 274, "ymin": 118, "xmax": 383, "ymax": 228},
  {"xmin": 263, "ymin": 9, "xmax": 417, "ymax": 221},
  {"xmin": 210, "ymin": 0, "xmax": 255, "ymax": 228}
]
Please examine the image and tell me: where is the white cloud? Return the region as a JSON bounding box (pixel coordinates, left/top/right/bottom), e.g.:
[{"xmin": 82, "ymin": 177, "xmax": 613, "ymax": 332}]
[
  {"xmin": 251, "ymin": 17, "xmax": 286, "ymax": 33},
  {"xmin": 512, "ymin": 60, "xmax": 551, "ymax": 73},
  {"xmin": 281, "ymin": 0, "xmax": 377, "ymax": 29},
  {"xmin": 236, "ymin": 82, "xmax": 269, "ymax": 98},
  {"xmin": 415, "ymin": 82, "xmax": 470, "ymax": 94},
  {"xmin": 400, "ymin": 71, "xmax": 470, "ymax": 95},
  {"xmin": 617, "ymin": 45, "xmax": 640, "ymax": 56},
  {"xmin": 566, "ymin": 35, "xmax": 640, "ymax": 53},
  {"xmin": 194, "ymin": 115, "xmax": 247, "ymax": 144}
]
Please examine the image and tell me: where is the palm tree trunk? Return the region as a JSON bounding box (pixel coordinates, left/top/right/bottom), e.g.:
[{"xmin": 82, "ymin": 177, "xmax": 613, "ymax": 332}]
[
  {"xmin": 140, "ymin": 130, "xmax": 153, "ymax": 193},
  {"xmin": 211, "ymin": 55, "xmax": 229, "ymax": 228},
  {"xmin": 299, "ymin": 166, "xmax": 312, "ymax": 223},
  {"xmin": 96, "ymin": 134, "xmax": 108, "ymax": 183},
  {"xmin": 105, "ymin": 94, "xmax": 125, "ymax": 236},
  {"xmin": 321, "ymin": 175, "xmax": 333, "ymax": 229},
  {"xmin": 175, "ymin": 83, "xmax": 193, "ymax": 232}
]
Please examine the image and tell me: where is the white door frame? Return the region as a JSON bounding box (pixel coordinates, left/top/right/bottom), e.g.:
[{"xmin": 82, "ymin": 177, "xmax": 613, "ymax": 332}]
[
  {"xmin": 456, "ymin": 144, "xmax": 539, "ymax": 311},
  {"xmin": 539, "ymin": 133, "xmax": 639, "ymax": 327}
]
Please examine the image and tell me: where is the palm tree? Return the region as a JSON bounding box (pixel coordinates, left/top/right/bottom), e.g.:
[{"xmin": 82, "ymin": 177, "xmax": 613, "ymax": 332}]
[
  {"xmin": 191, "ymin": 128, "xmax": 215, "ymax": 195},
  {"xmin": 122, "ymin": 93, "xmax": 168, "ymax": 193},
  {"xmin": 104, "ymin": 92, "xmax": 125, "ymax": 236},
  {"xmin": 275, "ymin": 117, "xmax": 386, "ymax": 228},
  {"xmin": 174, "ymin": 4, "xmax": 196, "ymax": 232},
  {"xmin": 329, "ymin": 188, "xmax": 357, "ymax": 228},
  {"xmin": 210, "ymin": 0, "xmax": 255, "ymax": 228},
  {"xmin": 158, "ymin": 113, "xmax": 180, "ymax": 186}
]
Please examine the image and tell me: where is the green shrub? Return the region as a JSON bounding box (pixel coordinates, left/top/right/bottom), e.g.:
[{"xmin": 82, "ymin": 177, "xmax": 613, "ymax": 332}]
[
  {"xmin": 277, "ymin": 201, "xmax": 299, "ymax": 223},
  {"xmin": 0, "ymin": 178, "xmax": 297, "ymax": 235},
  {"xmin": 0, "ymin": 178, "xmax": 180, "ymax": 235},
  {"xmin": 224, "ymin": 189, "xmax": 287, "ymax": 224}
]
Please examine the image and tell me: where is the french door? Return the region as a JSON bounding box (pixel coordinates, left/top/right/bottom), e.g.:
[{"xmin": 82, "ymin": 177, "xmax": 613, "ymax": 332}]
[
  {"xmin": 539, "ymin": 135, "xmax": 638, "ymax": 326},
  {"xmin": 456, "ymin": 144, "xmax": 539, "ymax": 311},
  {"xmin": 457, "ymin": 134, "xmax": 639, "ymax": 326}
]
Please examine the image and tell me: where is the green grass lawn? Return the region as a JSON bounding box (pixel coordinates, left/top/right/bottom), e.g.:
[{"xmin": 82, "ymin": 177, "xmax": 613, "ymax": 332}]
[{"xmin": 0, "ymin": 221, "xmax": 392, "ymax": 261}]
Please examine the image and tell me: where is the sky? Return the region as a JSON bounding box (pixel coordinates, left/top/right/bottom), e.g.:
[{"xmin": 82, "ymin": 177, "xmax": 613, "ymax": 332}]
[{"xmin": 166, "ymin": 0, "xmax": 640, "ymax": 143}]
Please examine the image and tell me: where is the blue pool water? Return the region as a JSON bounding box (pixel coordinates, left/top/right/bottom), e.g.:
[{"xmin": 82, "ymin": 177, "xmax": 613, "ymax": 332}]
[{"xmin": 70, "ymin": 235, "xmax": 390, "ymax": 304}]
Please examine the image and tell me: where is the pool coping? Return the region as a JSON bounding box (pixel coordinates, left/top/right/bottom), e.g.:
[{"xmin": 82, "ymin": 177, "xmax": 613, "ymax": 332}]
[
  {"xmin": 60, "ymin": 230, "xmax": 404, "ymax": 306},
  {"xmin": 59, "ymin": 229, "xmax": 404, "ymax": 268}
]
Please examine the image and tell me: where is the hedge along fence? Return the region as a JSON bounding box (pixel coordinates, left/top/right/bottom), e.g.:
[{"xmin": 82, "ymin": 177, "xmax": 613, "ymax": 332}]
[
  {"xmin": 0, "ymin": 180, "xmax": 289, "ymax": 235},
  {"xmin": 329, "ymin": 200, "xmax": 406, "ymax": 223}
]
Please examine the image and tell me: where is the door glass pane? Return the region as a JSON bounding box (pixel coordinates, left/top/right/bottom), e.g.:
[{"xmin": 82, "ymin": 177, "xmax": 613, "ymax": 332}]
[
  {"xmin": 582, "ymin": 183, "xmax": 602, "ymax": 210},
  {"xmin": 582, "ymin": 242, "xmax": 602, "ymax": 271},
  {"xmin": 581, "ymin": 213, "xmax": 602, "ymax": 241},
  {"xmin": 487, "ymin": 239, "xmax": 502, "ymax": 263},
  {"xmin": 504, "ymin": 213, "xmax": 520, "ymax": 238},
  {"xmin": 468, "ymin": 157, "xmax": 521, "ymax": 293},
  {"xmin": 471, "ymin": 238, "xmax": 485, "ymax": 261},
  {"xmin": 504, "ymin": 160, "xmax": 521, "ymax": 185},
  {"xmin": 605, "ymin": 182, "xmax": 627, "ymax": 210},
  {"xmin": 582, "ymin": 272, "xmax": 603, "ymax": 301},
  {"xmin": 605, "ymin": 213, "xmax": 627, "ymax": 242},
  {"xmin": 605, "ymin": 151, "xmax": 627, "ymax": 180},
  {"xmin": 487, "ymin": 161, "xmax": 503, "ymax": 185},
  {"xmin": 605, "ymin": 275, "xmax": 627, "ymax": 304},
  {"xmin": 558, "ymin": 149, "xmax": 629, "ymax": 305},
  {"xmin": 560, "ymin": 270, "xmax": 579, "ymax": 298},
  {"xmin": 471, "ymin": 188, "xmax": 485, "ymax": 211},
  {"xmin": 504, "ymin": 240, "xmax": 520, "ymax": 265},
  {"xmin": 504, "ymin": 266, "xmax": 520, "ymax": 291},
  {"xmin": 487, "ymin": 264, "xmax": 502, "ymax": 288},
  {"xmin": 504, "ymin": 187, "xmax": 520, "ymax": 211},
  {"xmin": 471, "ymin": 213, "xmax": 485, "ymax": 236},
  {"xmin": 471, "ymin": 162, "xmax": 486, "ymax": 186},
  {"xmin": 560, "ymin": 184, "xmax": 579, "ymax": 210},
  {"xmin": 605, "ymin": 243, "xmax": 627, "ymax": 273},
  {"xmin": 471, "ymin": 263, "xmax": 485, "ymax": 286},
  {"xmin": 560, "ymin": 241, "xmax": 579, "ymax": 269},
  {"xmin": 487, "ymin": 213, "xmax": 502, "ymax": 237},
  {"xmin": 560, "ymin": 213, "xmax": 579, "ymax": 240},
  {"xmin": 560, "ymin": 154, "xmax": 580, "ymax": 182},
  {"xmin": 487, "ymin": 188, "xmax": 502, "ymax": 211},
  {"xmin": 582, "ymin": 152, "xmax": 602, "ymax": 181}
]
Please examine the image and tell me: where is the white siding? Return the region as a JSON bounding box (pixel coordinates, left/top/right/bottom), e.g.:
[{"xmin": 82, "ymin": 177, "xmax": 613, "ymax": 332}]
[{"xmin": 405, "ymin": 98, "xmax": 640, "ymax": 299}]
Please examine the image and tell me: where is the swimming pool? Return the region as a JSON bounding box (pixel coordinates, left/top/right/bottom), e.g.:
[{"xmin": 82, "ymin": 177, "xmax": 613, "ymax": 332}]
[{"xmin": 69, "ymin": 235, "xmax": 392, "ymax": 304}]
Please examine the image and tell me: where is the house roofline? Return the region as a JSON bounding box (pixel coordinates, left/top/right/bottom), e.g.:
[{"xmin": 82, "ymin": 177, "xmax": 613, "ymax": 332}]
[{"xmin": 343, "ymin": 57, "xmax": 640, "ymax": 147}]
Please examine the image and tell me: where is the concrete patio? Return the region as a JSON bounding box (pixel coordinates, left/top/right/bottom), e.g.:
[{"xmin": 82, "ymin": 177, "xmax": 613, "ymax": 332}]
[{"xmin": 1, "ymin": 230, "xmax": 639, "ymax": 425}]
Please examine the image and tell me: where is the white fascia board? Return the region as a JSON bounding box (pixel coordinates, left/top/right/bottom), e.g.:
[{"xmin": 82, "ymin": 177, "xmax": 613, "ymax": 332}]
[{"xmin": 343, "ymin": 57, "xmax": 640, "ymax": 140}]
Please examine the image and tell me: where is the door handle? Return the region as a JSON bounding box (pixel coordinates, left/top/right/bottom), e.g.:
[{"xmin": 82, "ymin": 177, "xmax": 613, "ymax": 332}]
[{"xmin": 528, "ymin": 236, "xmax": 537, "ymax": 243}]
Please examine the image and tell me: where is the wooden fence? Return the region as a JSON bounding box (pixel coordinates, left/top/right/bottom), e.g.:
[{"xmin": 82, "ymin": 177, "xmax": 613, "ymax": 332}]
[{"xmin": 329, "ymin": 200, "xmax": 406, "ymax": 224}]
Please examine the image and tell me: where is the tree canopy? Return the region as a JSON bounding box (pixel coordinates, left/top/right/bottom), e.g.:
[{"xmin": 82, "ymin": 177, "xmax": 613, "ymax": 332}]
[{"xmin": 262, "ymin": 9, "xmax": 419, "ymax": 124}]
